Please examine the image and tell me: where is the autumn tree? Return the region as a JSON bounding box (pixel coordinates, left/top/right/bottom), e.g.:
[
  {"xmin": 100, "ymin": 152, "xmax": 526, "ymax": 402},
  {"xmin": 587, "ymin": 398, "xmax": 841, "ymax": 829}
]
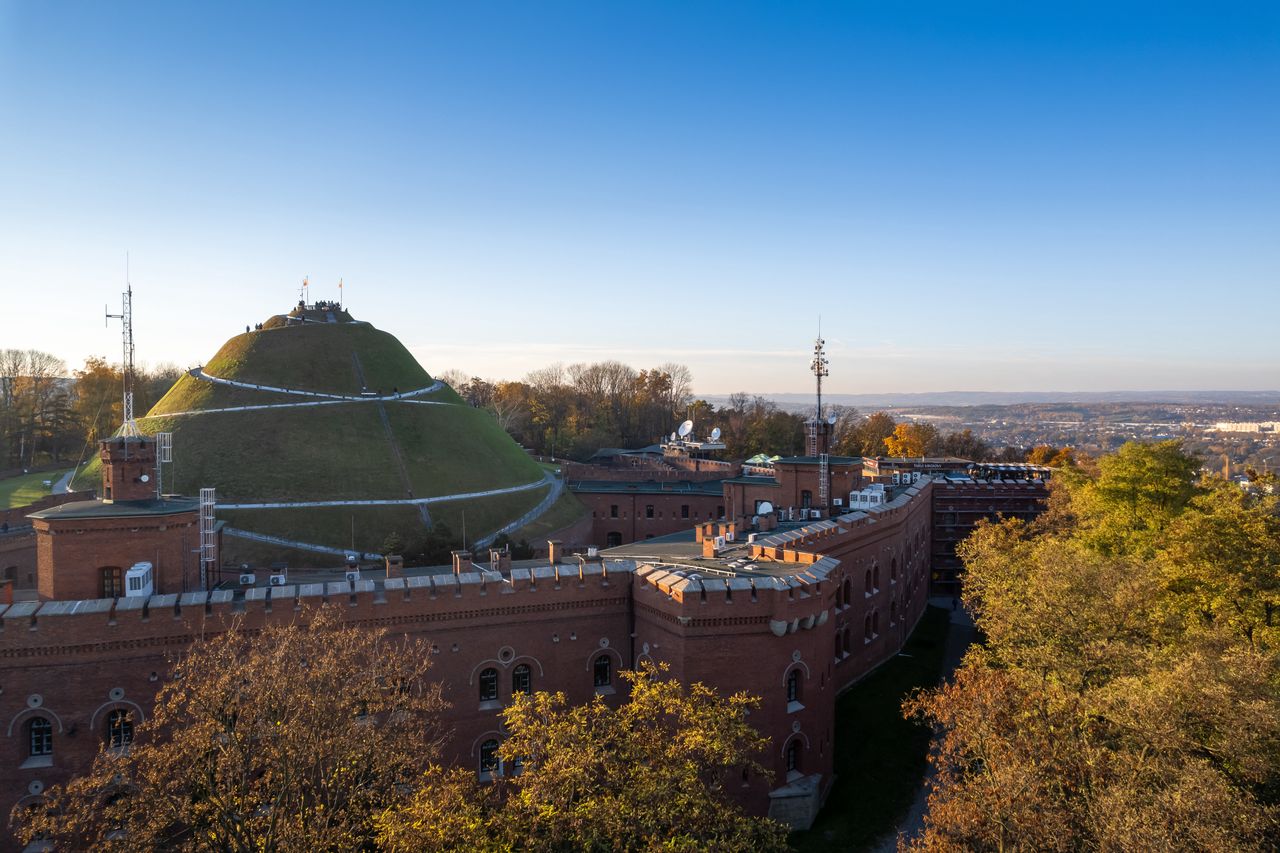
[
  {"xmin": 905, "ymin": 441, "xmax": 1280, "ymax": 851},
  {"xmin": 381, "ymin": 664, "xmax": 791, "ymax": 852},
  {"xmin": 19, "ymin": 609, "xmax": 446, "ymax": 851},
  {"xmin": 883, "ymin": 421, "xmax": 939, "ymax": 458}
]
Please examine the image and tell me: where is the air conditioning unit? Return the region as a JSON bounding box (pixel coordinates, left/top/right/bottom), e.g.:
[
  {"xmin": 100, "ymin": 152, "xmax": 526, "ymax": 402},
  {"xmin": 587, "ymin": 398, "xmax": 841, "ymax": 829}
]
[
  {"xmin": 586, "ymin": 546, "xmax": 599, "ymax": 557},
  {"xmin": 725, "ymin": 530, "xmax": 735, "ymax": 541},
  {"xmin": 239, "ymin": 573, "xmax": 256, "ymax": 585},
  {"xmin": 344, "ymin": 570, "xmax": 360, "ymax": 582},
  {"xmin": 713, "ymin": 535, "xmax": 726, "ymax": 550},
  {"xmin": 269, "ymin": 572, "xmax": 287, "ymax": 586},
  {"xmin": 809, "ymin": 509, "xmax": 821, "ymax": 519},
  {"xmin": 832, "ymin": 498, "xmax": 843, "ymax": 506},
  {"xmin": 747, "ymin": 532, "xmax": 758, "ymax": 544}
]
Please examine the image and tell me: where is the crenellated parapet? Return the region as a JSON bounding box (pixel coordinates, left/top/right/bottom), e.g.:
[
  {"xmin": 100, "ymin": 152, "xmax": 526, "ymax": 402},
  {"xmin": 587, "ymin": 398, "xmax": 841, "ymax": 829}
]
[{"xmin": 0, "ymin": 561, "xmax": 640, "ymax": 660}]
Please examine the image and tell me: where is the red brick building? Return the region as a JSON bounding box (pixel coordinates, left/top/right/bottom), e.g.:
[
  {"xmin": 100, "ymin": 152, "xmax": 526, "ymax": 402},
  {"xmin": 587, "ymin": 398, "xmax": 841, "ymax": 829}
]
[
  {"xmin": 0, "ymin": 451, "xmax": 935, "ymax": 843},
  {"xmin": 26, "ymin": 437, "xmax": 211, "ymax": 601}
]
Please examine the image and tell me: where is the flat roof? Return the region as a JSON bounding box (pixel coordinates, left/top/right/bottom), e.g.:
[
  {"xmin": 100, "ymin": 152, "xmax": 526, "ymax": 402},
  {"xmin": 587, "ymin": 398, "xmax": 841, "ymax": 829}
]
[
  {"xmin": 771, "ymin": 455, "xmax": 860, "ymax": 466},
  {"xmin": 567, "ymin": 480, "xmax": 725, "ymax": 496},
  {"xmin": 601, "ymin": 522, "xmax": 821, "ymax": 578},
  {"xmin": 27, "ymin": 497, "xmax": 200, "ymax": 521}
]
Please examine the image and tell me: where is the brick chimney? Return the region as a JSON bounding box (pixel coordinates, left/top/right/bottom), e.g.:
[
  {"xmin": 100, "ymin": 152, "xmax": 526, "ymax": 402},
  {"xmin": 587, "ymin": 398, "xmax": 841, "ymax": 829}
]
[
  {"xmin": 489, "ymin": 547, "xmax": 512, "ymax": 574},
  {"xmin": 452, "ymin": 550, "xmax": 473, "ymax": 575},
  {"xmin": 385, "ymin": 554, "xmax": 404, "ymax": 579},
  {"xmin": 547, "ymin": 540, "xmax": 562, "ymax": 565}
]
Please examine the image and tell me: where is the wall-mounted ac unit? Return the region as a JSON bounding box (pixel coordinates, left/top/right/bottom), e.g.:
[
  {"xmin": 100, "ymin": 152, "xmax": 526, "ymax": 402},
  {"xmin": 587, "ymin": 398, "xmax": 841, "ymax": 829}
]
[
  {"xmin": 345, "ymin": 570, "xmax": 360, "ymax": 582},
  {"xmin": 832, "ymin": 498, "xmax": 843, "ymax": 506},
  {"xmin": 239, "ymin": 573, "xmax": 256, "ymax": 585},
  {"xmin": 269, "ymin": 573, "xmax": 287, "ymax": 586}
]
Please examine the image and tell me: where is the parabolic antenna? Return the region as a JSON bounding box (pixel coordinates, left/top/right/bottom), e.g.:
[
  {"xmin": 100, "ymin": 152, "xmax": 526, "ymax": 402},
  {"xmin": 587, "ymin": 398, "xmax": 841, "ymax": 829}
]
[
  {"xmin": 758, "ymin": 501, "xmax": 774, "ymax": 515},
  {"xmin": 677, "ymin": 419, "xmax": 694, "ymax": 438},
  {"xmin": 670, "ymin": 432, "xmax": 678, "ymax": 442},
  {"xmin": 710, "ymin": 427, "xmax": 722, "ymax": 441}
]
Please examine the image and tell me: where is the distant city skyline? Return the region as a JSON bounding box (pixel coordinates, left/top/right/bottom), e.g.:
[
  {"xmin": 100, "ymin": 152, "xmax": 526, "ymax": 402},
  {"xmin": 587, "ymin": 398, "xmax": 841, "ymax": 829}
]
[{"xmin": 2, "ymin": 2, "xmax": 1277, "ymax": 394}]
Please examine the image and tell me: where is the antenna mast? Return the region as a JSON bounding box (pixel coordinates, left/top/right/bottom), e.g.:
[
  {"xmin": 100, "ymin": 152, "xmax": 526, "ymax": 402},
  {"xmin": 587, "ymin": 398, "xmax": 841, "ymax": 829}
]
[
  {"xmin": 105, "ymin": 266, "xmax": 139, "ymax": 437},
  {"xmin": 811, "ymin": 326, "xmax": 828, "ymax": 423}
]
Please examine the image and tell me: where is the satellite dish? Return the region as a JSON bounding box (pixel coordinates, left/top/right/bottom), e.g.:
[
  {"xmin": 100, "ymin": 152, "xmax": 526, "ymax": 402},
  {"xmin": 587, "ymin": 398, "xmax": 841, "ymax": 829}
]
[
  {"xmin": 677, "ymin": 420, "xmax": 694, "ymax": 438},
  {"xmin": 670, "ymin": 432, "xmax": 678, "ymax": 442},
  {"xmin": 710, "ymin": 427, "xmax": 721, "ymax": 441},
  {"xmin": 758, "ymin": 501, "xmax": 774, "ymax": 515},
  {"xmin": 140, "ymin": 474, "xmax": 150, "ymax": 483}
]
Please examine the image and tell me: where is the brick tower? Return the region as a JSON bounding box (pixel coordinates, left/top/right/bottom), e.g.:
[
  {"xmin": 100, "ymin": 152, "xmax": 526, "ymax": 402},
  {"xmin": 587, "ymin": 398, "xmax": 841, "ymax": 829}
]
[{"xmin": 99, "ymin": 435, "xmax": 157, "ymax": 502}]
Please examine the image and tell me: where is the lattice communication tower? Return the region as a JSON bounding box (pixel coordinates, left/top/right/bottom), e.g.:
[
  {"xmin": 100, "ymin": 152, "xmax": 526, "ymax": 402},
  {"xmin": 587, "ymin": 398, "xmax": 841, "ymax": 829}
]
[{"xmin": 105, "ymin": 282, "xmax": 139, "ymax": 436}]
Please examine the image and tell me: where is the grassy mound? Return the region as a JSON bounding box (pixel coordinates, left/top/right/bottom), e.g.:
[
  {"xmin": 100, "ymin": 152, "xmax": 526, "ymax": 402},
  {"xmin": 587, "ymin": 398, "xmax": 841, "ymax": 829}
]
[{"xmin": 81, "ymin": 312, "xmax": 557, "ymax": 563}]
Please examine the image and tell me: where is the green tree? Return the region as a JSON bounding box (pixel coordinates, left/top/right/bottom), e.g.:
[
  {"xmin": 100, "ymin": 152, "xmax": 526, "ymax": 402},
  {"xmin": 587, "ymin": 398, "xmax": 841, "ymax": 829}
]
[{"xmin": 904, "ymin": 441, "xmax": 1280, "ymax": 852}]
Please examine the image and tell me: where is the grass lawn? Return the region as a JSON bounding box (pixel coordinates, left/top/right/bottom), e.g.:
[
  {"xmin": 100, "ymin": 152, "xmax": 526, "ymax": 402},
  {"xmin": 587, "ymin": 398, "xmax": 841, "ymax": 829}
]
[
  {"xmin": 0, "ymin": 469, "xmax": 72, "ymax": 509},
  {"xmin": 791, "ymin": 606, "xmax": 952, "ymax": 852},
  {"xmin": 201, "ymin": 322, "xmax": 435, "ymax": 396}
]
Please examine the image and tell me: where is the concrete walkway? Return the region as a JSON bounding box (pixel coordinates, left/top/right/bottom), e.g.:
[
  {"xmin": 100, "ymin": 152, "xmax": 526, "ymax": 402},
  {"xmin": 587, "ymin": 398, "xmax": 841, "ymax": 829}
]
[
  {"xmin": 188, "ymin": 367, "xmax": 446, "ymax": 402},
  {"xmin": 474, "ymin": 472, "xmax": 563, "ymax": 548},
  {"xmin": 216, "ymin": 477, "xmax": 552, "ymax": 510},
  {"xmin": 867, "ymin": 599, "xmax": 977, "ymax": 853},
  {"xmin": 51, "ymin": 470, "xmax": 75, "ymax": 494}
]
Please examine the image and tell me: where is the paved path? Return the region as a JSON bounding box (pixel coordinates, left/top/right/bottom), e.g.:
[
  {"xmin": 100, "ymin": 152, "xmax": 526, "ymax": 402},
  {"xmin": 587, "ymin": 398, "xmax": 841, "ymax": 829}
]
[
  {"xmin": 867, "ymin": 599, "xmax": 977, "ymax": 853},
  {"xmin": 51, "ymin": 470, "xmax": 75, "ymax": 494},
  {"xmin": 222, "ymin": 526, "xmax": 381, "ymax": 560},
  {"xmin": 216, "ymin": 477, "xmax": 552, "ymax": 510},
  {"xmin": 474, "ymin": 472, "xmax": 563, "ymax": 548},
  {"xmin": 188, "ymin": 367, "xmax": 447, "ymax": 402}
]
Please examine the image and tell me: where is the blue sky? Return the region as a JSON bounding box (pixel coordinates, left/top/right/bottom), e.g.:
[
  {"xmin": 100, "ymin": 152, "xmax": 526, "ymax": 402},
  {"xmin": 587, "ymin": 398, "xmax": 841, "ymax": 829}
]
[{"xmin": 1, "ymin": 1, "xmax": 1277, "ymax": 394}]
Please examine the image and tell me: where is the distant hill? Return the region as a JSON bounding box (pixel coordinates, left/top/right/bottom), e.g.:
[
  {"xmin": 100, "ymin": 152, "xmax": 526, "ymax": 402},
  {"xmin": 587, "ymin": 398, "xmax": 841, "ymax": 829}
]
[
  {"xmin": 703, "ymin": 390, "xmax": 1280, "ymax": 411},
  {"xmin": 74, "ymin": 311, "xmax": 567, "ymax": 563}
]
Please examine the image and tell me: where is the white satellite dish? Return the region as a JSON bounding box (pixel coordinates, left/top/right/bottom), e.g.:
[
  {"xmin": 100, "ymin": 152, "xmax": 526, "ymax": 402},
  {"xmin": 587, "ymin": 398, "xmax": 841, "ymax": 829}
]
[
  {"xmin": 670, "ymin": 432, "xmax": 678, "ymax": 442},
  {"xmin": 710, "ymin": 427, "xmax": 721, "ymax": 441},
  {"xmin": 758, "ymin": 501, "xmax": 774, "ymax": 515},
  {"xmin": 677, "ymin": 420, "xmax": 694, "ymax": 438}
]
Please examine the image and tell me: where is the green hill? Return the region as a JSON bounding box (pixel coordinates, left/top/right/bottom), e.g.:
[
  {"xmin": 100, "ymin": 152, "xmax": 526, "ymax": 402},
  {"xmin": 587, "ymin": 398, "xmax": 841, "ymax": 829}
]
[{"xmin": 74, "ymin": 313, "xmax": 563, "ymax": 563}]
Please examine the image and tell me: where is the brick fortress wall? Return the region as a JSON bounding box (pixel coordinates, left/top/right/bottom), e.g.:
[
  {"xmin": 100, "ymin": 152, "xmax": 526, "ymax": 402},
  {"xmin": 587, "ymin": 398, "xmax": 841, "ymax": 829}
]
[{"xmin": 0, "ymin": 483, "xmax": 936, "ymax": 847}]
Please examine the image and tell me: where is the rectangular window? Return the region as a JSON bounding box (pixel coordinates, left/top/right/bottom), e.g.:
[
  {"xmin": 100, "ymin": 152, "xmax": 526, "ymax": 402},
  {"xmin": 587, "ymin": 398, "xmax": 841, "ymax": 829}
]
[
  {"xmin": 681, "ymin": 505, "xmax": 690, "ymax": 519},
  {"xmin": 610, "ymin": 505, "xmax": 619, "ymax": 518},
  {"xmin": 645, "ymin": 505, "xmax": 654, "ymax": 519}
]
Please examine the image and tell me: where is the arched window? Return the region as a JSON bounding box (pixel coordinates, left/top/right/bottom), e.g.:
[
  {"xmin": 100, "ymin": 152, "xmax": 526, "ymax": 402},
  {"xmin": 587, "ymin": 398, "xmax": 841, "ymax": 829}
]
[
  {"xmin": 891, "ymin": 558, "xmax": 898, "ymax": 583},
  {"xmin": 786, "ymin": 739, "xmax": 801, "ymax": 774},
  {"xmin": 478, "ymin": 668, "xmax": 499, "ymax": 702},
  {"xmin": 833, "ymin": 634, "xmax": 842, "ymax": 659},
  {"xmin": 786, "ymin": 669, "xmax": 801, "ymax": 704},
  {"xmin": 801, "ymin": 490, "xmax": 812, "ymax": 508},
  {"xmin": 27, "ymin": 717, "xmax": 52, "ymax": 758},
  {"xmin": 106, "ymin": 709, "xmax": 133, "ymax": 748},
  {"xmin": 606, "ymin": 532, "xmax": 622, "ymax": 548},
  {"xmin": 873, "ymin": 611, "xmax": 880, "ymax": 637},
  {"xmin": 101, "ymin": 567, "xmax": 124, "ymax": 599},
  {"xmin": 864, "ymin": 569, "xmax": 872, "ymax": 596},
  {"xmin": 593, "ymin": 654, "xmax": 612, "ymax": 687},
  {"xmin": 842, "ymin": 627, "xmax": 851, "ymax": 655},
  {"xmin": 873, "ymin": 564, "xmax": 881, "ymax": 591},
  {"xmin": 512, "ymin": 664, "xmax": 532, "ymax": 696},
  {"xmin": 864, "ymin": 614, "xmax": 872, "ymax": 643},
  {"xmin": 478, "ymin": 739, "xmax": 500, "ymax": 777},
  {"xmin": 841, "ymin": 578, "xmax": 851, "ymax": 608}
]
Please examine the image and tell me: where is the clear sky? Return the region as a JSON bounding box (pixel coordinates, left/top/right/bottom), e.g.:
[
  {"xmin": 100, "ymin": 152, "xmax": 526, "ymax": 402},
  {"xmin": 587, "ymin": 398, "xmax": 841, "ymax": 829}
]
[{"xmin": 1, "ymin": 1, "xmax": 1277, "ymax": 395}]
